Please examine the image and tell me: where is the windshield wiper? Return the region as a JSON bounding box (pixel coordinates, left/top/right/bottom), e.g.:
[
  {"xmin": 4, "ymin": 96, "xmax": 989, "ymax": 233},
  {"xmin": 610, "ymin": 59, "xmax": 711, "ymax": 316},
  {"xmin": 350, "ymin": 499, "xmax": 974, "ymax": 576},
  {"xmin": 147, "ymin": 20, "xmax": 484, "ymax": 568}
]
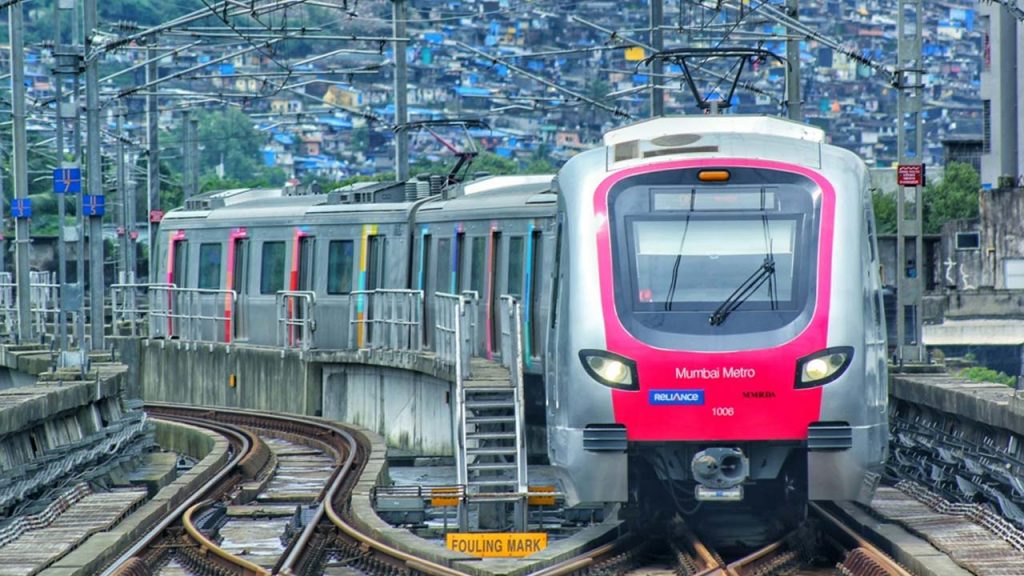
[{"xmin": 708, "ymin": 256, "xmax": 776, "ymax": 326}]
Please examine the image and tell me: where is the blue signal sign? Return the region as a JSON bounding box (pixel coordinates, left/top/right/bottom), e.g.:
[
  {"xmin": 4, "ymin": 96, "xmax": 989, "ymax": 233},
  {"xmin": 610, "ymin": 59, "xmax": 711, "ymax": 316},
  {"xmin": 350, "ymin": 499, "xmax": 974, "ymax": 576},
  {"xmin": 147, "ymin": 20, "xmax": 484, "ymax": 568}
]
[
  {"xmin": 10, "ymin": 198, "xmax": 31, "ymax": 219},
  {"xmin": 83, "ymin": 194, "xmax": 105, "ymax": 217},
  {"xmin": 53, "ymin": 167, "xmax": 81, "ymax": 194}
]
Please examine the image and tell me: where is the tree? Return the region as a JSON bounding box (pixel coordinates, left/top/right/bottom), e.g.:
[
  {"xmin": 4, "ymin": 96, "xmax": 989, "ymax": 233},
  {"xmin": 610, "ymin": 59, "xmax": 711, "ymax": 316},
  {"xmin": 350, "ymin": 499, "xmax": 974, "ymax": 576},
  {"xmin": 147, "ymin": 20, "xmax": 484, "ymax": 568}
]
[
  {"xmin": 194, "ymin": 108, "xmax": 266, "ymax": 182},
  {"xmin": 872, "ymin": 162, "xmax": 981, "ymax": 235},
  {"xmin": 923, "ymin": 162, "xmax": 980, "ymax": 233},
  {"xmin": 871, "ymin": 190, "xmax": 897, "ymax": 234}
]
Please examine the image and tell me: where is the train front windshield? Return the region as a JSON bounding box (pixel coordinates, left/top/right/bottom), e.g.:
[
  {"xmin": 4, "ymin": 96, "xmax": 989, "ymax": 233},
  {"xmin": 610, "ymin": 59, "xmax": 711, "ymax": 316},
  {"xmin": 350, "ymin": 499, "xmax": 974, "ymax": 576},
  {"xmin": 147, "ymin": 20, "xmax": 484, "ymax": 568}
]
[{"xmin": 608, "ymin": 167, "xmax": 821, "ymax": 344}]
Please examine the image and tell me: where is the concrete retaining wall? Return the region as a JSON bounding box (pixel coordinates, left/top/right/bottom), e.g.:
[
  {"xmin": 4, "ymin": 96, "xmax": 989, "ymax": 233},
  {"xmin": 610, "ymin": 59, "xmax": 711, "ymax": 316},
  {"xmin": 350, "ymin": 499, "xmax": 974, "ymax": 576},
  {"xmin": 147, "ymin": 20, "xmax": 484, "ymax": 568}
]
[
  {"xmin": 118, "ymin": 339, "xmax": 457, "ymax": 456},
  {"xmin": 120, "ymin": 339, "xmax": 322, "ymax": 417},
  {"xmin": 323, "ymin": 364, "xmax": 453, "ymax": 455}
]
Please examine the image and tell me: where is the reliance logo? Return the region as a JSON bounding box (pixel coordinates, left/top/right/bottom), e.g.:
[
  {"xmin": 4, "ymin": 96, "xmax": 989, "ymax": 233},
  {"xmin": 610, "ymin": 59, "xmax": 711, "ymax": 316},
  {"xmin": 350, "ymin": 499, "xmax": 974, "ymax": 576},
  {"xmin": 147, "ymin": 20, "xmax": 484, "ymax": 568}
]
[{"xmin": 649, "ymin": 389, "xmax": 705, "ymax": 406}]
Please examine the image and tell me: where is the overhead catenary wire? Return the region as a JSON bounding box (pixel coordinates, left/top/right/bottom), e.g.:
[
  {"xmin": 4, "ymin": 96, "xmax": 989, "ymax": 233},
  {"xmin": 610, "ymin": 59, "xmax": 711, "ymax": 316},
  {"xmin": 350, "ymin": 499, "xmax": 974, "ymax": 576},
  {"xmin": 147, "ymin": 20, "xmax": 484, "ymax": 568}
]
[{"xmin": 451, "ymin": 41, "xmax": 632, "ymax": 119}]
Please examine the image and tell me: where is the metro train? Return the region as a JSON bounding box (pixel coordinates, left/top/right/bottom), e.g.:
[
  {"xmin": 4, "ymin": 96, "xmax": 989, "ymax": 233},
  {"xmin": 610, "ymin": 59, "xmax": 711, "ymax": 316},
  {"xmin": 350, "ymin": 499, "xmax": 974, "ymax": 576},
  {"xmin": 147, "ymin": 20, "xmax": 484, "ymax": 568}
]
[{"xmin": 155, "ymin": 115, "xmax": 888, "ymax": 518}]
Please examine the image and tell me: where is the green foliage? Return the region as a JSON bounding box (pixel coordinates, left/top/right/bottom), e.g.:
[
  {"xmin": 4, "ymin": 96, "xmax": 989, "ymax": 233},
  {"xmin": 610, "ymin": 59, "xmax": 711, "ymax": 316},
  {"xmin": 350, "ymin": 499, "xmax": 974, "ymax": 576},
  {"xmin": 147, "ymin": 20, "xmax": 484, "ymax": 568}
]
[
  {"xmin": 872, "ymin": 162, "xmax": 981, "ymax": 235},
  {"xmin": 98, "ymin": 0, "xmax": 203, "ymax": 25},
  {"xmin": 923, "ymin": 162, "xmax": 980, "ymax": 234},
  {"xmin": 959, "ymin": 366, "xmax": 1016, "ymax": 387},
  {"xmin": 335, "ymin": 173, "xmax": 397, "ymax": 188},
  {"xmin": 871, "ymin": 191, "xmax": 897, "ymax": 234},
  {"xmin": 200, "ymin": 168, "xmax": 287, "ymax": 193},
  {"xmin": 587, "ymin": 78, "xmax": 611, "ymax": 101}
]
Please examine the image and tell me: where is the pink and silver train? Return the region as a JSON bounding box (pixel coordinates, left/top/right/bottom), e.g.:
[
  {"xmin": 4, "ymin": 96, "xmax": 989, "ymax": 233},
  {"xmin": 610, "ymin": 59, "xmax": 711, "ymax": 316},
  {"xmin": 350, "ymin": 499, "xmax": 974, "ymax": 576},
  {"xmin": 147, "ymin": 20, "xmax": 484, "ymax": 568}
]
[{"xmin": 156, "ymin": 115, "xmax": 888, "ymax": 515}]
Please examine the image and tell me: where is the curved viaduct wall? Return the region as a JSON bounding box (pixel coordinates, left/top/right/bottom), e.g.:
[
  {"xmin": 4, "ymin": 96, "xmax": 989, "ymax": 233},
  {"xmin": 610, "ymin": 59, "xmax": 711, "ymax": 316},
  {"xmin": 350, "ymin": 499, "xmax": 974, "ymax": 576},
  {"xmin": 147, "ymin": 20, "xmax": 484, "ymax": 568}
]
[{"xmin": 116, "ymin": 339, "xmax": 455, "ymax": 456}]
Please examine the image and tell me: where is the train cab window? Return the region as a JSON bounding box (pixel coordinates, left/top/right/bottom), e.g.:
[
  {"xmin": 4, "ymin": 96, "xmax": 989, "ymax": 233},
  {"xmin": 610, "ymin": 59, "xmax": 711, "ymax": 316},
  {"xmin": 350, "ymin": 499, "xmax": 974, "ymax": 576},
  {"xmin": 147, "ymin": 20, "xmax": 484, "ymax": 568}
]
[
  {"xmin": 198, "ymin": 243, "xmax": 222, "ymax": 290},
  {"xmin": 609, "ymin": 167, "xmax": 819, "ymax": 344},
  {"xmin": 327, "ymin": 240, "xmax": 354, "ymax": 294},
  {"xmin": 470, "ymin": 236, "xmax": 486, "ymax": 297},
  {"xmin": 437, "ymin": 238, "xmax": 452, "ymax": 294},
  {"xmin": 260, "ymin": 241, "xmax": 286, "ymax": 294},
  {"xmin": 507, "ymin": 236, "xmax": 525, "ymax": 298}
]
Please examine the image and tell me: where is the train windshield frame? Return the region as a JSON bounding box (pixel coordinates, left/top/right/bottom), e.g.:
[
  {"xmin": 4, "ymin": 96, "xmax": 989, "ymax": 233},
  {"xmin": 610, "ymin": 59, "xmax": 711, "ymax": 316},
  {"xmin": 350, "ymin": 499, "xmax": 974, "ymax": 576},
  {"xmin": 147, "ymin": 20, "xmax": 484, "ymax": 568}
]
[{"xmin": 608, "ymin": 167, "xmax": 821, "ymax": 348}]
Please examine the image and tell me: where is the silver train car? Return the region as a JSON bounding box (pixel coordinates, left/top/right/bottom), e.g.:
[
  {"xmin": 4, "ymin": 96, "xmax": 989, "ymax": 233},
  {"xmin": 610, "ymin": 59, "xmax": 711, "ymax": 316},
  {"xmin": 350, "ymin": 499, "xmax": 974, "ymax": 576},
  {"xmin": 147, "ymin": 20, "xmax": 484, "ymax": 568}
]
[{"xmin": 154, "ymin": 115, "xmax": 887, "ymax": 515}]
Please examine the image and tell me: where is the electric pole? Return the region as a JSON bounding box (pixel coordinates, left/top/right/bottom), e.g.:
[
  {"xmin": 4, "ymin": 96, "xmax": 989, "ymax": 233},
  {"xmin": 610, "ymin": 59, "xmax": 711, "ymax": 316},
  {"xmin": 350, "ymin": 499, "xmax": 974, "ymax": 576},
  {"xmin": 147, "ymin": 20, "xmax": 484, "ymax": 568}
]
[
  {"xmin": 10, "ymin": 0, "xmax": 33, "ymax": 343},
  {"xmin": 52, "ymin": 0, "xmax": 70, "ymax": 357},
  {"xmin": 147, "ymin": 41, "xmax": 160, "ymax": 280},
  {"xmin": 896, "ymin": 0, "xmax": 925, "ymax": 363},
  {"xmin": 85, "ymin": 0, "xmax": 105, "ymax": 350},
  {"xmin": 189, "ymin": 115, "xmax": 200, "ymax": 198},
  {"xmin": 116, "ymin": 107, "xmax": 128, "ymax": 285},
  {"xmin": 650, "ymin": 0, "xmax": 664, "ymax": 117},
  {"xmin": 182, "ymin": 110, "xmax": 194, "ymax": 199},
  {"xmin": 786, "ymin": 0, "xmax": 802, "ymax": 121},
  {"xmin": 393, "ymin": 0, "xmax": 409, "ymax": 181}
]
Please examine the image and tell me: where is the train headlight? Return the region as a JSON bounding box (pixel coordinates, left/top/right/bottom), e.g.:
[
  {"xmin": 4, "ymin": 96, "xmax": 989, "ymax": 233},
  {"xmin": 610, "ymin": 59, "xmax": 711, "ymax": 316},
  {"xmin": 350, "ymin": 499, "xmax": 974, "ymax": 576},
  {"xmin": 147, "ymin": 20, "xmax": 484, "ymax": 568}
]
[
  {"xmin": 795, "ymin": 347, "xmax": 854, "ymax": 388},
  {"xmin": 579, "ymin": 350, "xmax": 639, "ymax": 391}
]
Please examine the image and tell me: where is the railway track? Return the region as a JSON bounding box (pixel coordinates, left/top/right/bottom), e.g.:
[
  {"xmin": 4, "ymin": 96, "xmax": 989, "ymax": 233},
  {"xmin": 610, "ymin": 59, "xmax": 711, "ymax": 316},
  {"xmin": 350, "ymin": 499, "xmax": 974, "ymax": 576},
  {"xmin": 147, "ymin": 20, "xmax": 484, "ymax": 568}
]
[
  {"xmin": 531, "ymin": 501, "xmax": 914, "ymax": 576},
  {"xmin": 104, "ymin": 404, "xmax": 464, "ymax": 576}
]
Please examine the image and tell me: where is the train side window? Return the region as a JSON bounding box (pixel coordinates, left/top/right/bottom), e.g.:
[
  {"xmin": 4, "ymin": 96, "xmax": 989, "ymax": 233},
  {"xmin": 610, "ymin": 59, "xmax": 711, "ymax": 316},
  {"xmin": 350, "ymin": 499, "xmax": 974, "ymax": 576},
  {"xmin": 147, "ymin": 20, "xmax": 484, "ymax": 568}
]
[
  {"xmin": 198, "ymin": 243, "xmax": 222, "ymax": 289},
  {"xmin": 367, "ymin": 235, "xmax": 386, "ymax": 290},
  {"xmin": 260, "ymin": 241, "xmax": 286, "ymax": 294},
  {"xmin": 418, "ymin": 234, "xmax": 432, "ymax": 291},
  {"xmin": 550, "ymin": 219, "xmax": 562, "ymax": 329},
  {"xmin": 172, "ymin": 240, "xmax": 188, "ymax": 287},
  {"xmin": 455, "ymin": 232, "xmax": 465, "ymax": 292},
  {"xmin": 489, "ymin": 231, "xmax": 502, "ymax": 352},
  {"xmin": 507, "ymin": 236, "xmax": 525, "ymax": 298},
  {"xmin": 327, "ymin": 240, "xmax": 354, "ymax": 294},
  {"xmin": 471, "ymin": 236, "xmax": 486, "ymax": 296},
  {"xmin": 437, "ymin": 238, "xmax": 452, "ymax": 293},
  {"xmin": 529, "ymin": 230, "xmax": 543, "ymax": 353}
]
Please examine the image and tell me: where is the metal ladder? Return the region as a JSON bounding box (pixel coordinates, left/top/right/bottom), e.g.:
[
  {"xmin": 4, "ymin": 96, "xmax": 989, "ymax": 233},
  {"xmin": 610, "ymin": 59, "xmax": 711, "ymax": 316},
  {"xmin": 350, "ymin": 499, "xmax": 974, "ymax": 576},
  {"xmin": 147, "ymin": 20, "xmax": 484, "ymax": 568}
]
[
  {"xmin": 453, "ymin": 296, "xmax": 529, "ymax": 530},
  {"xmin": 462, "ymin": 385, "xmax": 526, "ymax": 494}
]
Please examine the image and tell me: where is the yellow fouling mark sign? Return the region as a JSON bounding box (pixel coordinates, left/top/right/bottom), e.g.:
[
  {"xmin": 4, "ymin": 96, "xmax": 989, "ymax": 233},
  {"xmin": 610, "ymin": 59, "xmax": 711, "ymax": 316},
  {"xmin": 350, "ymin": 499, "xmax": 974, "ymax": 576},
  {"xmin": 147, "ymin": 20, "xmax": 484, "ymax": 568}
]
[{"xmin": 446, "ymin": 532, "xmax": 548, "ymax": 558}]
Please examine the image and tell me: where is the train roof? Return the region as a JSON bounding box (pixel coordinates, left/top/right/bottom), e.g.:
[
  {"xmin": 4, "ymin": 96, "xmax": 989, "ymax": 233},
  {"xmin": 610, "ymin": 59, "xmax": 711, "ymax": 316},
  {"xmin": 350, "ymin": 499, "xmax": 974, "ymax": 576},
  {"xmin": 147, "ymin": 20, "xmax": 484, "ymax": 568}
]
[
  {"xmin": 417, "ymin": 175, "xmax": 556, "ymax": 220},
  {"xmin": 162, "ymin": 174, "xmax": 557, "ymax": 225},
  {"xmin": 604, "ymin": 115, "xmax": 824, "ymax": 147}
]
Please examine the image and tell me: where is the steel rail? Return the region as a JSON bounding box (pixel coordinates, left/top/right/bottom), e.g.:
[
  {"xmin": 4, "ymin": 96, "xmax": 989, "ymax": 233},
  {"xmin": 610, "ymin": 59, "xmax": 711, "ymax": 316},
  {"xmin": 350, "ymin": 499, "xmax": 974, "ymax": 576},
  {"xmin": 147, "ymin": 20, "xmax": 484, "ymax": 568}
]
[
  {"xmin": 141, "ymin": 403, "xmax": 461, "ymax": 576},
  {"xmin": 183, "ymin": 499, "xmax": 271, "ymax": 575},
  {"xmin": 810, "ymin": 502, "xmax": 916, "ymax": 576},
  {"xmin": 102, "ymin": 415, "xmax": 254, "ymax": 576}
]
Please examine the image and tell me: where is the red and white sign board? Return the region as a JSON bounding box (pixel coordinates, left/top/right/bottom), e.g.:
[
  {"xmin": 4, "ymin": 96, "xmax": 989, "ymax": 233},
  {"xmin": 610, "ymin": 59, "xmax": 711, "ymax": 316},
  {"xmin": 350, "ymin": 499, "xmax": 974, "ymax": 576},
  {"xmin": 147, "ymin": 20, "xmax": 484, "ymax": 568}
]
[{"xmin": 897, "ymin": 164, "xmax": 924, "ymax": 186}]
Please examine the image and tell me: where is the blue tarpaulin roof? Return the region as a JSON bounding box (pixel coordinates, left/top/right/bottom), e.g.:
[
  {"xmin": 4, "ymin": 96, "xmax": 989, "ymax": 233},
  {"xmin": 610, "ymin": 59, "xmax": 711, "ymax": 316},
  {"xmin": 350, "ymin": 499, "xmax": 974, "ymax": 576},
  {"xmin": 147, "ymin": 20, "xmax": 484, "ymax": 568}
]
[{"xmin": 455, "ymin": 86, "xmax": 492, "ymax": 97}]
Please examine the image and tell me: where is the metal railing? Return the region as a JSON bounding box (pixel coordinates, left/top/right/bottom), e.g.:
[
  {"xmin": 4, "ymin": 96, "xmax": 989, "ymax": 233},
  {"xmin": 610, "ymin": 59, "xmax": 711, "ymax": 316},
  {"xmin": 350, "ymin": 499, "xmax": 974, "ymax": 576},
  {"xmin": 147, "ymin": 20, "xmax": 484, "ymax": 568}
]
[
  {"xmin": 276, "ymin": 290, "xmax": 316, "ymax": 350},
  {"xmin": 348, "ymin": 289, "xmax": 423, "ymax": 352},
  {"xmin": 499, "ymin": 295, "xmax": 529, "ymax": 495},
  {"xmin": 0, "ymin": 272, "xmax": 67, "ymax": 338},
  {"xmin": 110, "ymin": 280, "xmax": 171, "ymax": 337},
  {"xmin": 435, "ymin": 292, "xmax": 474, "ymax": 379},
  {"xmin": 147, "ymin": 285, "xmax": 237, "ymax": 342}
]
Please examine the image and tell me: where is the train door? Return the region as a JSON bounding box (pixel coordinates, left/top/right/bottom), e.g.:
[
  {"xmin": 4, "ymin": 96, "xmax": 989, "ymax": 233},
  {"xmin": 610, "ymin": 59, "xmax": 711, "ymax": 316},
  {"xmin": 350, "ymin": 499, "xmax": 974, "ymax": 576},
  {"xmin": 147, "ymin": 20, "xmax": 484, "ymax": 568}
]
[
  {"xmin": 229, "ymin": 235, "xmax": 250, "ymax": 341},
  {"xmin": 197, "ymin": 242, "xmax": 223, "ymax": 342},
  {"xmin": 288, "ymin": 234, "xmax": 315, "ymax": 346},
  {"xmin": 167, "ymin": 234, "xmax": 187, "ymax": 338},
  {"xmin": 489, "ymin": 231, "xmax": 502, "ymax": 355}
]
